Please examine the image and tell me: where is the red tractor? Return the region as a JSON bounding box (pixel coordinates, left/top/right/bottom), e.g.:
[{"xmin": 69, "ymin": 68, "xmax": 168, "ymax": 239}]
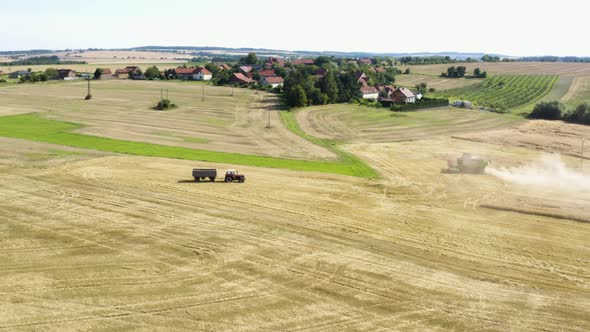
[{"xmin": 224, "ymin": 169, "xmax": 245, "ymax": 183}]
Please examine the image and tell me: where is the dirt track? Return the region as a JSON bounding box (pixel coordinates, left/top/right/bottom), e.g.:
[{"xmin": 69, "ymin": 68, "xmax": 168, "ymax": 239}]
[{"xmin": 1, "ymin": 137, "xmax": 589, "ymax": 331}]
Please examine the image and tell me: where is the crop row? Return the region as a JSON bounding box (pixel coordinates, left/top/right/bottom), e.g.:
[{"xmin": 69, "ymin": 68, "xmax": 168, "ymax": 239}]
[{"xmin": 433, "ymin": 75, "xmax": 557, "ymax": 110}]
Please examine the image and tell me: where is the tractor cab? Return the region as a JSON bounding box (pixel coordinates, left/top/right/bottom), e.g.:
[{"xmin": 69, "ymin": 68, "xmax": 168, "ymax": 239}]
[{"xmin": 225, "ymin": 169, "xmax": 246, "ymax": 183}]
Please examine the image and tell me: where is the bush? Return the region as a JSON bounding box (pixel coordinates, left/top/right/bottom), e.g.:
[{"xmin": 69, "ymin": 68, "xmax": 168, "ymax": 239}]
[
  {"xmin": 387, "ymin": 98, "xmax": 449, "ymax": 111},
  {"xmin": 528, "ymin": 101, "xmax": 564, "ymax": 120},
  {"xmin": 154, "ymin": 99, "xmax": 176, "ymax": 110},
  {"xmin": 563, "ymin": 103, "xmax": 590, "ymax": 125}
]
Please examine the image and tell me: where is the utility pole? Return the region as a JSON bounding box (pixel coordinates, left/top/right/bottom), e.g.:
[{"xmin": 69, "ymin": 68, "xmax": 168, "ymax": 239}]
[
  {"xmin": 166, "ymin": 89, "xmax": 169, "ymax": 100},
  {"xmin": 231, "ymin": 85, "xmax": 234, "ymax": 97},
  {"xmin": 202, "ymin": 84, "xmax": 205, "ymax": 101},
  {"xmin": 582, "ymin": 138, "xmax": 586, "ymax": 169},
  {"xmin": 161, "ymin": 88, "xmax": 163, "ymax": 101},
  {"xmin": 85, "ymin": 75, "xmax": 92, "ymax": 100},
  {"xmin": 266, "ymin": 108, "xmax": 271, "ymax": 129}
]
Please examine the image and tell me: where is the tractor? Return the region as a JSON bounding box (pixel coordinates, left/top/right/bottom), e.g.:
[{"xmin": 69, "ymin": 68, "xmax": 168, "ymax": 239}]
[{"xmin": 224, "ymin": 169, "xmax": 246, "ymax": 183}]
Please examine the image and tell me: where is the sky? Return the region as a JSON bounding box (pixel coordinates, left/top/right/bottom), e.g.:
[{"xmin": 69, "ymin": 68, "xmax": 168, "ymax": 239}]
[{"xmin": 1, "ymin": 0, "xmax": 588, "ymax": 57}]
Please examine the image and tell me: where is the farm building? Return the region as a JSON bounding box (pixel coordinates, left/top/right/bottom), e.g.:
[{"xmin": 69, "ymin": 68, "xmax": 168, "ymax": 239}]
[
  {"xmin": 260, "ymin": 76, "xmax": 284, "ymax": 88},
  {"xmin": 360, "ymin": 86, "xmax": 379, "ymax": 99},
  {"xmin": 229, "ymin": 73, "xmax": 254, "ymax": 85},
  {"xmin": 9, "ymin": 70, "xmax": 30, "ymax": 79},
  {"xmin": 98, "ymin": 68, "xmax": 112, "ymax": 79},
  {"xmin": 57, "ymin": 69, "xmax": 76, "ymax": 80},
  {"xmin": 392, "ymin": 87, "xmax": 416, "ymax": 104},
  {"xmin": 453, "ymin": 100, "xmax": 473, "ymax": 109}
]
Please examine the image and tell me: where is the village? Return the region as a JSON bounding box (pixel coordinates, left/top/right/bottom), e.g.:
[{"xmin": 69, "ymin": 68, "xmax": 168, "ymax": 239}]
[{"xmin": 5, "ymin": 55, "xmax": 425, "ymax": 105}]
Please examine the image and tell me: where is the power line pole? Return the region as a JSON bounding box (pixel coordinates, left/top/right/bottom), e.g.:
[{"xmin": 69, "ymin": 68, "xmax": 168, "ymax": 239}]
[
  {"xmin": 161, "ymin": 88, "xmax": 163, "ymax": 101},
  {"xmin": 266, "ymin": 108, "xmax": 271, "ymax": 129},
  {"xmin": 202, "ymin": 84, "xmax": 205, "ymax": 101},
  {"xmin": 85, "ymin": 75, "xmax": 92, "ymax": 100},
  {"xmin": 582, "ymin": 138, "xmax": 586, "ymax": 169},
  {"xmin": 166, "ymin": 89, "xmax": 169, "ymax": 100}
]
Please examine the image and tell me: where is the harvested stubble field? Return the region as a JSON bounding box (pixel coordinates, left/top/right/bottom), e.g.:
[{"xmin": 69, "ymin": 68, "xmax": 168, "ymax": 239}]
[
  {"xmin": 562, "ymin": 76, "xmax": 590, "ymax": 107},
  {"xmin": 296, "ymin": 104, "xmax": 522, "ymax": 142},
  {"xmin": 0, "ymin": 80, "xmax": 333, "ymax": 161},
  {"xmin": 394, "ymin": 74, "xmax": 483, "ymax": 91},
  {"xmin": 1, "ymin": 81, "xmax": 589, "ymax": 331},
  {"xmin": 401, "ymin": 62, "xmax": 590, "ymax": 77}
]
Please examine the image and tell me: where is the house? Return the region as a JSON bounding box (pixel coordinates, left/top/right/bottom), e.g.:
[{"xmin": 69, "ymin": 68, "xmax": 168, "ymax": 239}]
[
  {"xmin": 357, "ymin": 58, "xmax": 373, "ymax": 65},
  {"xmin": 98, "ymin": 68, "xmax": 112, "ymax": 79},
  {"xmin": 115, "ymin": 66, "xmax": 142, "ymax": 79},
  {"xmin": 258, "ymin": 69, "xmax": 276, "ymax": 78},
  {"xmin": 375, "ymin": 67, "xmax": 386, "ymax": 73},
  {"xmin": 176, "ymin": 67, "xmax": 213, "ymax": 81},
  {"xmin": 195, "ymin": 67, "xmax": 212, "ymax": 81},
  {"xmin": 260, "ymin": 76, "xmax": 284, "ymax": 88},
  {"xmin": 265, "ymin": 57, "xmax": 285, "ymax": 68},
  {"xmin": 176, "ymin": 67, "xmax": 197, "ymax": 80},
  {"xmin": 292, "ymin": 59, "xmax": 315, "ymax": 66},
  {"xmin": 360, "ymin": 86, "xmax": 379, "ymax": 99},
  {"xmin": 229, "ymin": 73, "xmax": 254, "ymax": 85},
  {"xmin": 57, "ymin": 69, "xmax": 76, "ymax": 80},
  {"xmin": 313, "ymin": 68, "xmax": 327, "ymax": 77},
  {"xmin": 392, "ymin": 87, "xmax": 416, "ymax": 104},
  {"xmin": 124, "ymin": 66, "xmax": 143, "ymax": 79},
  {"xmin": 415, "ymin": 92, "xmax": 423, "ymax": 100},
  {"xmin": 9, "ymin": 70, "xmax": 30, "ymax": 79},
  {"xmin": 0, "ymin": 70, "xmax": 3, "ymax": 76},
  {"xmin": 239, "ymin": 66, "xmax": 254, "ymax": 78},
  {"xmin": 355, "ymin": 72, "xmax": 368, "ymax": 84},
  {"xmin": 114, "ymin": 68, "xmax": 130, "ymax": 79},
  {"xmin": 218, "ymin": 63, "xmax": 232, "ymax": 71}
]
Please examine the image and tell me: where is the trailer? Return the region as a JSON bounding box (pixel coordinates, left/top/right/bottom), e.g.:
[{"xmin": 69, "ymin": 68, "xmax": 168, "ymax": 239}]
[{"xmin": 192, "ymin": 169, "xmax": 217, "ymax": 182}]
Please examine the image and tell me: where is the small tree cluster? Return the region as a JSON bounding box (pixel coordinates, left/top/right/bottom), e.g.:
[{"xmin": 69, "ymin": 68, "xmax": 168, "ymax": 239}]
[
  {"xmin": 442, "ymin": 66, "xmax": 467, "ymax": 78},
  {"xmin": 154, "ymin": 99, "xmax": 177, "ymax": 110},
  {"xmin": 528, "ymin": 101, "xmax": 564, "ymax": 120},
  {"xmin": 473, "ymin": 68, "xmax": 488, "ymax": 78}
]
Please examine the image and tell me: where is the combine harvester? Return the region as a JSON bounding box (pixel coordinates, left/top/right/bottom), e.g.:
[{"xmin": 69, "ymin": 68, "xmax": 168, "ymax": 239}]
[{"xmin": 443, "ymin": 153, "xmax": 488, "ymax": 174}]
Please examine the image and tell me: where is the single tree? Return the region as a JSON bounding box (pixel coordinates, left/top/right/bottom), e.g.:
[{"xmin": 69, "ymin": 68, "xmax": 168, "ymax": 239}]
[
  {"xmin": 93, "ymin": 68, "xmax": 102, "ymax": 80},
  {"xmin": 144, "ymin": 66, "xmax": 160, "ymax": 80},
  {"xmin": 244, "ymin": 52, "xmax": 259, "ymax": 65},
  {"xmin": 287, "ymin": 84, "xmax": 307, "ymax": 108}
]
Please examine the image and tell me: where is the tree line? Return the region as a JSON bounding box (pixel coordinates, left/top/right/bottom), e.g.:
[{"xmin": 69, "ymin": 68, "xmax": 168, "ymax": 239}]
[{"xmin": 0, "ymin": 56, "xmax": 86, "ymax": 66}]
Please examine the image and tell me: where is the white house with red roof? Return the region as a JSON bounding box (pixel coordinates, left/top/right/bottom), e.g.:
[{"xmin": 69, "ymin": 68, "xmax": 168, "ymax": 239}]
[
  {"xmin": 176, "ymin": 67, "xmax": 212, "ymax": 81},
  {"xmin": 360, "ymin": 85, "xmax": 379, "ymax": 99},
  {"xmin": 392, "ymin": 87, "xmax": 416, "ymax": 104}
]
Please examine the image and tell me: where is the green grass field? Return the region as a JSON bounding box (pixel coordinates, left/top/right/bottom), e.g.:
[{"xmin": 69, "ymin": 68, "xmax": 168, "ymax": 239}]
[
  {"xmin": 0, "ymin": 113, "xmax": 377, "ymax": 178},
  {"xmin": 432, "ymin": 75, "xmax": 558, "ymax": 111}
]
